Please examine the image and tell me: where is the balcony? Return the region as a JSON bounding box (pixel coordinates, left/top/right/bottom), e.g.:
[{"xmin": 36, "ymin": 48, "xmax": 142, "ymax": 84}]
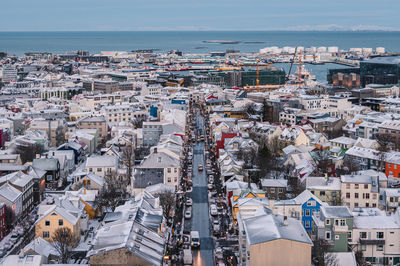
[
  {"xmin": 360, "ymin": 239, "xmax": 385, "ymax": 245},
  {"xmin": 334, "ymin": 225, "xmax": 348, "ymax": 232}
]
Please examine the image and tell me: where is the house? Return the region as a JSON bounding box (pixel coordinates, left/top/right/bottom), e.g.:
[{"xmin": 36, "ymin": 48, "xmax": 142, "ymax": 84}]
[
  {"xmin": 260, "ymin": 179, "xmax": 288, "ymax": 200},
  {"xmin": 85, "ymin": 155, "xmax": 118, "ymax": 177},
  {"xmin": 0, "ymin": 254, "xmax": 44, "ymax": 266},
  {"xmin": 24, "ymin": 237, "xmax": 59, "ymax": 263},
  {"xmin": 0, "ymin": 183, "xmax": 22, "ymax": 226},
  {"xmin": 57, "ymin": 141, "xmax": 85, "ymax": 164},
  {"xmin": 0, "ymin": 171, "xmax": 34, "ymax": 214},
  {"xmin": 28, "ymin": 168, "xmax": 46, "ymax": 205},
  {"xmin": 88, "ymin": 220, "xmax": 165, "ymax": 266},
  {"xmin": 77, "ymin": 115, "xmax": 107, "ymax": 143},
  {"xmin": 32, "ymin": 158, "xmax": 61, "ymax": 189},
  {"xmin": 73, "ymin": 172, "xmax": 105, "ymax": 191},
  {"xmin": 241, "ymin": 213, "xmax": 312, "ymax": 266},
  {"xmin": 381, "ymin": 188, "xmax": 400, "ymax": 212},
  {"xmin": 306, "ymin": 176, "xmax": 341, "ymax": 205},
  {"xmin": 132, "ymin": 149, "xmax": 180, "ymax": 191},
  {"xmin": 35, "ymin": 197, "xmax": 84, "ymax": 241},
  {"xmin": 345, "ymin": 146, "xmax": 381, "ymax": 171},
  {"xmin": 351, "ymin": 208, "xmax": 400, "ymax": 264},
  {"xmin": 312, "ymin": 205, "xmax": 353, "ymax": 252},
  {"xmin": 270, "ymin": 190, "xmax": 323, "ymax": 231},
  {"xmin": 385, "ymin": 151, "xmax": 400, "ymax": 178},
  {"xmin": 340, "ymin": 173, "xmax": 380, "ymax": 210}
]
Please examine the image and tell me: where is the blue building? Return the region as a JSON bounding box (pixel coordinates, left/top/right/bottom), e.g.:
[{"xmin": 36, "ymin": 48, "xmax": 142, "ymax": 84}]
[{"xmin": 275, "ymin": 190, "xmax": 323, "ymax": 232}]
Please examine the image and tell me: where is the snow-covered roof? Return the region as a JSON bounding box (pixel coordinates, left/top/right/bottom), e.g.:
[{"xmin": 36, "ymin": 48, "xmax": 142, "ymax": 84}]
[
  {"xmin": 243, "ymin": 214, "xmax": 312, "ymax": 246},
  {"xmin": 86, "ymin": 155, "xmax": 118, "ymax": 168},
  {"xmin": 0, "ymin": 183, "xmax": 21, "ymax": 202}
]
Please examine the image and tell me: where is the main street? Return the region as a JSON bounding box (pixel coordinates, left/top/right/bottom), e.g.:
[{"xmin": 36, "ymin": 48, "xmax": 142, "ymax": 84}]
[{"xmin": 189, "ymin": 109, "xmax": 214, "ymax": 266}]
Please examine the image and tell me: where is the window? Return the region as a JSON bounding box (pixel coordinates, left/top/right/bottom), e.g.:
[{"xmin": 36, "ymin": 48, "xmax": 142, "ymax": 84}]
[
  {"xmin": 355, "ymin": 184, "xmax": 359, "ymax": 189},
  {"xmin": 348, "ymin": 231, "xmax": 352, "ymax": 239},
  {"xmin": 278, "ymin": 188, "xmax": 283, "ymax": 193},
  {"xmin": 326, "ymin": 219, "xmax": 330, "ymax": 225},
  {"xmin": 320, "ymin": 191, "xmax": 325, "ymax": 196},
  {"xmin": 364, "ymin": 184, "xmax": 368, "ymax": 189},
  {"xmin": 97, "ymin": 168, "xmax": 102, "ymax": 172},
  {"xmin": 346, "ymin": 183, "xmax": 350, "ymax": 189},
  {"xmin": 325, "ymin": 232, "xmax": 331, "ymax": 240},
  {"xmin": 361, "ymin": 244, "xmax": 366, "ymax": 251},
  {"xmin": 174, "ymin": 168, "xmax": 177, "ymax": 173},
  {"xmin": 355, "ymin": 193, "xmax": 359, "ymax": 199},
  {"xmin": 360, "ymin": 232, "xmax": 367, "ymax": 239},
  {"xmin": 346, "ymin": 193, "xmax": 350, "ymax": 199},
  {"xmin": 45, "ymin": 220, "xmax": 50, "ymax": 226},
  {"xmin": 47, "ymin": 175, "xmax": 52, "ymax": 181},
  {"xmin": 377, "ymin": 232, "xmax": 384, "ymax": 239},
  {"xmin": 305, "ymin": 221, "xmax": 310, "ymax": 228},
  {"xmin": 305, "ymin": 209, "xmax": 310, "ymax": 216},
  {"xmin": 270, "ymin": 188, "xmax": 275, "ymax": 193},
  {"xmin": 377, "ymin": 245, "xmax": 384, "ymax": 251},
  {"xmin": 58, "ymin": 219, "xmax": 63, "ymax": 226},
  {"xmin": 372, "ymin": 194, "xmax": 377, "ymax": 200},
  {"xmin": 340, "ymin": 219, "xmax": 346, "ymax": 226},
  {"xmin": 43, "ymin": 231, "xmax": 49, "ymax": 238},
  {"xmin": 167, "ymin": 168, "xmax": 171, "ymax": 173},
  {"xmin": 335, "ymin": 235, "xmax": 340, "ymax": 240}
]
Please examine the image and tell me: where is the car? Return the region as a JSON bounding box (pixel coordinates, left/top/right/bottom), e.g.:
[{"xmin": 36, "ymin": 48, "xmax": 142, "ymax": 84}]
[
  {"xmin": 198, "ymin": 164, "xmax": 203, "ymax": 171},
  {"xmin": 185, "ymin": 207, "xmax": 192, "ymax": 219},
  {"xmin": 9, "ymin": 234, "xmax": 19, "ymax": 244},
  {"xmin": 212, "ymin": 219, "xmax": 220, "ymax": 232},
  {"xmin": 210, "ymin": 204, "xmax": 218, "ymax": 216},
  {"xmin": 190, "ymin": 231, "xmax": 200, "ymax": 248},
  {"xmin": 207, "ymin": 184, "xmax": 214, "ymax": 190},
  {"xmin": 186, "ymin": 198, "xmax": 193, "ymax": 206},
  {"xmin": 208, "ymin": 176, "xmax": 214, "ymax": 184}
]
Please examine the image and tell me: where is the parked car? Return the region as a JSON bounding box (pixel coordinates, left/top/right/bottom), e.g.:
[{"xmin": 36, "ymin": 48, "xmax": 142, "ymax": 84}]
[
  {"xmin": 210, "ymin": 204, "xmax": 218, "ymax": 216},
  {"xmin": 186, "ymin": 198, "xmax": 193, "ymax": 206},
  {"xmin": 212, "ymin": 219, "xmax": 220, "ymax": 233},
  {"xmin": 185, "ymin": 207, "xmax": 192, "ymax": 219},
  {"xmin": 208, "ymin": 176, "xmax": 214, "ymax": 184},
  {"xmin": 190, "ymin": 231, "xmax": 200, "ymax": 248},
  {"xmin": 207, "ymin": 184, "xmax": 214, "ymax": 190},
  {"xmin": 198, "ymin": 164, "xmax": 203, "ymax": 171}
]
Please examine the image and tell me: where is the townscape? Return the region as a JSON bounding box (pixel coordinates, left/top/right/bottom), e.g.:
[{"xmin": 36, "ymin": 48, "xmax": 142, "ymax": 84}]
[{"xmin": 0, "ymin": 46, "xmax": 400, "ymax": 266}]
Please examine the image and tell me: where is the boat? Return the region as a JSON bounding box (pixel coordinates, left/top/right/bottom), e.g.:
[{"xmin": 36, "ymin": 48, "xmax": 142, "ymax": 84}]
[{"xmin": 166, "ymin": 64, "xmax": 189, "ymax": 71}]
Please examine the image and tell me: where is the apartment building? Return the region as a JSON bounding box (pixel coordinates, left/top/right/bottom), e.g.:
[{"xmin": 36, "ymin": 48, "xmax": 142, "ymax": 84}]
[
  {"xmin": 340, "ymin": 174, "xmax": 380, "ymax": 210},
  {"xmin": 77, "ymin": 115, "xmax": 107, "ymax": 143},
  {"xmin": 352, "ymin": 208, "xmax": 400, "ymax": 265},
  {"xmin": 29, "ymin": 119, "xmax": 67, "ymax": 147}
]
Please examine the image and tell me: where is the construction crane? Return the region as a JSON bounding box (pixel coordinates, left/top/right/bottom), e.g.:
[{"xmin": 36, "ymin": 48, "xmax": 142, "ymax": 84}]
[{"xmin": 286, "ymin": 46, "xmax": 298, "ymax": 84}]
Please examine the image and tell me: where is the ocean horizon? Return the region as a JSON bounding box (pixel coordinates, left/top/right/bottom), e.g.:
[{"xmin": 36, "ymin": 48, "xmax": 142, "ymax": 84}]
[{"xmin": 1, "ymin": 31, "xmax": 400, "ymax": 56}]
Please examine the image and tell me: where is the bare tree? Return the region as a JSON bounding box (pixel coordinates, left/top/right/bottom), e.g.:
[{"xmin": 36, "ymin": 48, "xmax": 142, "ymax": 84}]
[
  {"xmin": 156, "ymin": 190, "xmax": 175, "ymax": 226},
  {"xmin": 354, "ymin": 250, "xmax": 365, "ymax": 266},
  {"xmin": 339, "ymin": 156, "xmax": 359, "ymax": 175},
  {"xmin": 51, "ymin": 227, "xmax": 79, "ymax": 263},
  {"xmin": 16, "ymin": 143, "xmax": 44, "ymax": 164},
  {"xmin": 121, "ymin": 145, "xmax": 135, "ymax": 179},
  {"xmin": 312, "ymin": 238, "xmax": 336, "ymax": 266},
  {"xmin": 98, "ymin": 171, "xmax": 130, "ymax": 210},
  {"xmin": 55, "ymin": 126, "xmax": 65, "ymax": 147}
]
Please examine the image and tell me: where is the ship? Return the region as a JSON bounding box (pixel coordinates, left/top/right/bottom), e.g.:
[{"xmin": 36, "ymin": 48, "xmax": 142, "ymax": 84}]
[{"xmin": 166, "ymin": 64, "xmax": 189, "ymax": 71}]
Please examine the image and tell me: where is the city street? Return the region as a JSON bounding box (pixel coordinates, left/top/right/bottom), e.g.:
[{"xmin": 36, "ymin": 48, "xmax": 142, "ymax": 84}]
[{"xmin": 189, "ymin": 111, "xmax": 214, "ymax": 266}]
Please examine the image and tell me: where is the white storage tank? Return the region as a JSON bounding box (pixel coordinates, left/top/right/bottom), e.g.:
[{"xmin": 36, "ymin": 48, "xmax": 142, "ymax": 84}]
[
  {"xmin": 350, "ymin": 48, "xmax": 362, "ymax": 53},
  {"xmin": 317, "ymin": 46, "xmax": 327, "ymax": 53},
  {"xmin": 376, "ymin": 47, "xmax": 385, "ymax": 54},
  {"xmin": 328, "ymin": 46, "xmax": 339, "ymax": 53},
  {"xmin": 362, "ymin": 48, "xmax": 373, "ymax": 55}
]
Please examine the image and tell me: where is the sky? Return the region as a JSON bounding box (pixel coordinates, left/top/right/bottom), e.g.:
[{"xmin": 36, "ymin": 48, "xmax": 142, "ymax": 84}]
[{"xmin": 1, "ymin": 0, "xmax": 400, "ymax": 31}]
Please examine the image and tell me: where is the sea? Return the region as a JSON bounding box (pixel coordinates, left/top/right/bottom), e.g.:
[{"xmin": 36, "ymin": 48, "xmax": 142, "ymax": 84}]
[{"xmin": 1, "ymin": 31, "xmax": 400, "ymax": 81}]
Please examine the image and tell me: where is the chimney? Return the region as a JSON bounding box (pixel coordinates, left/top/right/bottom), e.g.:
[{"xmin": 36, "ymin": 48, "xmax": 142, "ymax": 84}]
[
  {"xmin": 19, "ymin": 248, "xmax": 24, "ymax": 258},
  {"xmin": 283, "ymin": 215, "xmax": 288, "ymax": 226}
]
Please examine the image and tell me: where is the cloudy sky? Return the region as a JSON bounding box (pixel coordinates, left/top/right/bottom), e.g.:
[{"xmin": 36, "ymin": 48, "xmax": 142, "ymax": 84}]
[{"xmin": 1, "ymin": 0, "xmax": 400, "ymax": 31}]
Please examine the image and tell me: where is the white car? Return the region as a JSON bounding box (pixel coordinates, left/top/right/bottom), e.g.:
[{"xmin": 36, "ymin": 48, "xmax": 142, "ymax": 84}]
[
  {"xmin": 186, "ymin": 198, "xmax": 193, "ymax": 206},
  {"xmin": 185, "ymin": 207, "xmax": 192, "ymax": 219},
  {"xmin": 190, "ymin": 231, "xmax": 200, "ymax": 248},
  {"xmin": 210, "ymin": 204, "xmax": 218, "ymax": 216}
]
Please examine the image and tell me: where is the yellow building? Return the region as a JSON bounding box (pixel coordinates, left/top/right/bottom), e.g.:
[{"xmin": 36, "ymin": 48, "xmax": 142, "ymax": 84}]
[
  {"xmin": 35, "ymin": 205, "xmax": 81, "ymax": 241},
  {"xmin": 232, "ymin": 189, "xmax": 265, "ymax": 223},
  {"xmin": 241, "ymin": 214, "xmax": 312, "ymax": 266}
]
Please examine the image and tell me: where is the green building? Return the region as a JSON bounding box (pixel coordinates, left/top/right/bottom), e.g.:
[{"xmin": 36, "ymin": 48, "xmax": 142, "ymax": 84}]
[{"xmin": 312, "ymin": 206, "xmax": 353, "ymax": 252}]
